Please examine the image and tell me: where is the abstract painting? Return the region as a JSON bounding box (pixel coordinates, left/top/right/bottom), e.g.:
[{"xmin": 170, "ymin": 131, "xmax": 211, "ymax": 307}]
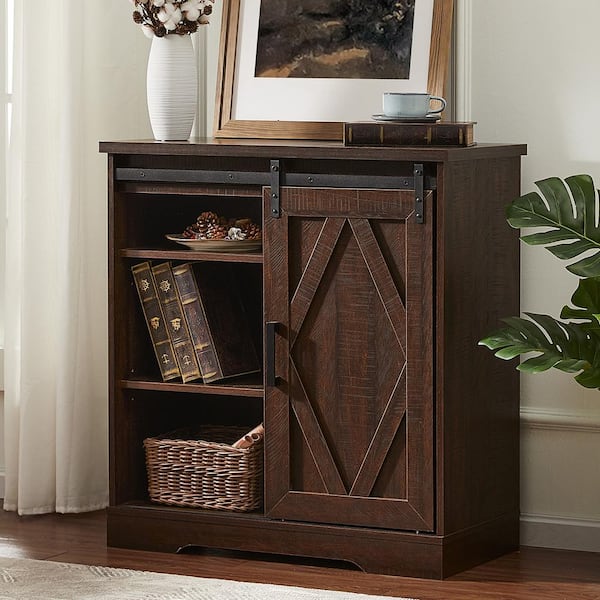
[{"xmin": 255, "ymin": 0, "xmax": 416, "ymax": 79}]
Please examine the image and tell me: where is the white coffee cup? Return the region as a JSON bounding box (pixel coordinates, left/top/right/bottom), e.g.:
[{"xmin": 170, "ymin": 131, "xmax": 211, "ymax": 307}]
[{"xmin": 383, "ymin": 93, "xmax": 447, "ymax": 118}]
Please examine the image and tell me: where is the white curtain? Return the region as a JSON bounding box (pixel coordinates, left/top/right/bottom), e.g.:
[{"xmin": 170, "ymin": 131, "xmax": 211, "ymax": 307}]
[{"xmin": 3, "ymin": 0, "xmax": 151, "ymax": 514}]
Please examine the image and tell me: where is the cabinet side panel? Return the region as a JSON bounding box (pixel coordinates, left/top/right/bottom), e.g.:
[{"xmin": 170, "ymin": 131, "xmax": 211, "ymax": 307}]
[{"xmin": 437, "ymin": 156, "xmax": 521, "ymax": 536}]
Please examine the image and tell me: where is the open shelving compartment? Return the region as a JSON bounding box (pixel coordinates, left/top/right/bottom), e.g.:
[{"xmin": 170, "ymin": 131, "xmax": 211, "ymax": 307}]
[{"xmin": 109, "ymin": 161, "xmax": 266, "ymax": 517}]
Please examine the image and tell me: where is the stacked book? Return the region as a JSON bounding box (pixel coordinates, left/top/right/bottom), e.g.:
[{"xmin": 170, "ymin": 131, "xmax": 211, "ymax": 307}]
[
  {"xmin": 132, "ymin": 261, "xmax": 260, "ymax": 384},
  {"xmin": 343, "ymin": 121, "xmax": 476, "ymax": 147}
]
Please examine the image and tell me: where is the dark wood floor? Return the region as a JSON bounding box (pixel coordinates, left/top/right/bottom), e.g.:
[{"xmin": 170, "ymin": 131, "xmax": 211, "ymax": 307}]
[{"xmin": 1, "ymin": 509, "xmax": 599, "ymax": 599}]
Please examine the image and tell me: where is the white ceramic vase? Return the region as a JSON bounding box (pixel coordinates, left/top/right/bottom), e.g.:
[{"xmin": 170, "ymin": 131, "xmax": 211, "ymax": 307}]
[{"xmin": 146, "ymin": 34, "xmax": 197, "ymax": 141}]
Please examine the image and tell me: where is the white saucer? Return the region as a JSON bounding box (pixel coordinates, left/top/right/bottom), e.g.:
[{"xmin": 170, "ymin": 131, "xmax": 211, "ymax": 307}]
[{"xmin": 371, "ymin": 114, "xmax": 441, "ymax": 123}]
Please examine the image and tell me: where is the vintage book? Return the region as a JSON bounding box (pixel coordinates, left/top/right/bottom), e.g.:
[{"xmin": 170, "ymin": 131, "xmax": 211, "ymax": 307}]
[
  {"xmin": 151, "ymin": 262, "xmax": 202, "ymax": 383},
  {"xmin": 131, "ymin": 262, "xmax": 180, "ymax": 382},
  {"xmin": 172, "ymin": 262, "xmax": 260, "ymax": 383},
  {"xmin": 344, "ymin": 121, "xmax": 476, "ymax": 147}
]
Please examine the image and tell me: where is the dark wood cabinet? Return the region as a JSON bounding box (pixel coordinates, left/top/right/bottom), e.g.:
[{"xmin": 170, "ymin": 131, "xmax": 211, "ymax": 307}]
[{"xmin": 100, "ymin": 139, "xmax": 526, "ymax": 579}]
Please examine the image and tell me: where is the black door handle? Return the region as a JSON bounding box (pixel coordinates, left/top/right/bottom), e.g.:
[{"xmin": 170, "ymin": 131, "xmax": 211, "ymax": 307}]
[{"xmin": 266, "ymin": 321, "xmax": 279, "ymax": 387}]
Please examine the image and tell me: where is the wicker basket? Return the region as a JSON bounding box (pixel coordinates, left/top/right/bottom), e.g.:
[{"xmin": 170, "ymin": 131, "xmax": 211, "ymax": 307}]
[{"xmin": 143, "ymin": 425, "xmax": 263, "ymax": 512}]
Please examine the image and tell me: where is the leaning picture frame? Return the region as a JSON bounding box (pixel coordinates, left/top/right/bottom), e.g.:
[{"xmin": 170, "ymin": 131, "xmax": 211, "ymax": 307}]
[{"xmin": 214, "ymin": 0, "xmax": 454, "ymax": 141}]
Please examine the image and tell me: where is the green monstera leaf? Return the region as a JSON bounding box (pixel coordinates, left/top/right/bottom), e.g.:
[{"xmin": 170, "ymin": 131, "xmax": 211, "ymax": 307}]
[
  {"xmin": 560, "ymin": 277, "xmax": 600, "ymax": 332},
  {"xmin": 479, "ymin": 312, "xmax": 600, "ymax": 389},
  {"xmin": 507, "ymin": 174, "xmax": 600, "ymax": 277},
  {"xmin": 480, "ymin": 174, "xmax": 600, "ymax": 389}
]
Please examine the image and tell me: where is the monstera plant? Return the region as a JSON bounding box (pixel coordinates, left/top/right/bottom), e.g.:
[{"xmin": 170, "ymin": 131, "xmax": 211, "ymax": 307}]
[{"xmin": 479, "ymin": 174, "xmax": 600, "ymax": 388}]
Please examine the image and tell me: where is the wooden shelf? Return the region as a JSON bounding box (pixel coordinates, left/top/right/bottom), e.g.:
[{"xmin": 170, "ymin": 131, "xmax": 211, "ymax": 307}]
[
  {"xmin": 121, "ymin": 248, "xmax": 263, "ymax": 263},
  {"xmin": 117, "ymin": 500, "xmax": 266, "ymax": 519},
  {"xmin": 116, "ymin": 182, "xmax": 263, "ymax": 198},
  {"xmin": 120, "ymin": 376, "xmax": 264, "ymax": 398}
]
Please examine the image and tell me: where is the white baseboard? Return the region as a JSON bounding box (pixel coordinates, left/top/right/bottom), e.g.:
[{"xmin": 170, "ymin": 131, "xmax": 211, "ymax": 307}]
[
  {"xmin": 521, "ymin": 513, "xmax": 600, "ymax": 553},
  {"xmin": 520, "ymin": 406, "xmax": 600, "ymax": 432}
]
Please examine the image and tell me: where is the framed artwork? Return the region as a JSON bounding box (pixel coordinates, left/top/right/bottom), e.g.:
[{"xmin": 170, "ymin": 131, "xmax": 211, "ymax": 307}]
[{"xmin": 214, "ymin": 0, "xmax": 454, "ymax": 140}]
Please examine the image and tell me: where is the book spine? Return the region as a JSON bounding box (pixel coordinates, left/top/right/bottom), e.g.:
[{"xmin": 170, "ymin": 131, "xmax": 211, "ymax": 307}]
[
  {"xmin": 131, "ymin": 262, "xmax": 180, "ymax": 382},
  {"xmin": 344, "ymin": 122, "xmax": 475, "ymax": 147},
  {"xmin": 171, "ymin": 262, "xmax": 223, "ymax": 383},
  {"xmin": 152, "ymin": 262, "xmax": 202, "ymax": 384}
]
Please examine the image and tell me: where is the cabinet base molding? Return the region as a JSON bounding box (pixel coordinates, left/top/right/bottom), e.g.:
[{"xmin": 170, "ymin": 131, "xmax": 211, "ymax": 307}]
[{"xmin": 107, "ymin": 505, "xmax": 518, "ymax": 580}]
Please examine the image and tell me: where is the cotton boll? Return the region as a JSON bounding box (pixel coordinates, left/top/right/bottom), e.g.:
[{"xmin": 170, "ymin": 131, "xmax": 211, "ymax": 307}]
[
  {"xmin": 152, "ymin": 0, "xmax": 165, "ymax": 6},
  {"xmin": 181, "ymin": 0, "xmax": 203, "ymax": 22},
  {"xmin": 157, "ymin": 4, "xmax": 172, "ymax": 21},
  {"xmin": 184, "ymin": 8, "xmax": 201, "ymax": 21},
  {"xmin": 158, "ymin": 5, "xmax": 182, "ymax": 30}
]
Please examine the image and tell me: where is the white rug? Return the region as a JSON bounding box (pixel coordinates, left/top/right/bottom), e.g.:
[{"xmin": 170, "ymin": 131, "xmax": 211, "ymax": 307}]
[{"xmin": 0, "ymin": 557, "xmax": 417, "ymax": 600}]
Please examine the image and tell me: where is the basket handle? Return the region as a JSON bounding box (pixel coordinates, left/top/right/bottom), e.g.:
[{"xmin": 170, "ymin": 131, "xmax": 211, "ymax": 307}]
[{"xmin": 266, "ymin": 321, "xmax": 279, "ymax": 387}]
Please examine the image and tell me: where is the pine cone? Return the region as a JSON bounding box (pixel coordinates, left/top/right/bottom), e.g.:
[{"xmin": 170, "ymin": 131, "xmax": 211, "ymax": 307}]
[
  {"xmin": 183, "ymin": 212, "xmax": 261, "ymax": 241},
  {"xmin": 244, "ymin": 223, "xmax": 262, "ymax": 240},
  {"xmin": 182, "ymin": 223, "xmax": 201, "ymax": 239},
  {"xmin": 206, "ymin": 224, "xmax": 228, "ymax": 239},
  {"xmin": 197, "ymin": 211, "xmax": 219, "ymax": 226}
]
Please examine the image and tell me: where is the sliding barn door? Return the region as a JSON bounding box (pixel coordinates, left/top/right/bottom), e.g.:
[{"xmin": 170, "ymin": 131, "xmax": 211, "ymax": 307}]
[{"xmin": 264, "ymin": 186, "xmax": 434, "ymax": 532}]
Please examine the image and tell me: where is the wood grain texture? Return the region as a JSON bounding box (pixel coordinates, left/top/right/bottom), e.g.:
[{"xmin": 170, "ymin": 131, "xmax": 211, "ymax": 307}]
[
  {"xmin": 288, "ymin": 360, "xmax": 347, "ymax": 496},
  {"xmin": 100, "ymin": 139, "xmax": 527, "ymax": 163},
  {"xmin": 289, "ymin": 217, "xmax": 345, "ymax": 346},
  {"xmin": 435, "ymin": 157, "xmax": 521, "ymax": 536},
  {"xmin": 428, "ymin": 0, "xmax": 454, "ymax": 99},
  {"xmin": 264, "ymin": 186, "xmax": 433, "ymax": 532}
]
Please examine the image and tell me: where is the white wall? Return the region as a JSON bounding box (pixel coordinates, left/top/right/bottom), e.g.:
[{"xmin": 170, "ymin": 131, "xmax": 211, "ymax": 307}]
[
  {"xmin": 0, "ymin": 389, "xmax": 4, "ymax": 500},
  {"xmin": 457, "ymin": 0, "xmax": 600, "ymax": 551}
]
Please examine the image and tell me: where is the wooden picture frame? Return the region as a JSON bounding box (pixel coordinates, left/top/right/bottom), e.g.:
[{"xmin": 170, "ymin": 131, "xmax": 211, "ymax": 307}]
[{"xmin": 214, "ymin": 0, "xmax": 454, "ymax": 141}]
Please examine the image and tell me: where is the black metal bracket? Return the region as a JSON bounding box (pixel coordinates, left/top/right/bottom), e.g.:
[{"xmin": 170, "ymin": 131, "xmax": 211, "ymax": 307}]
[
  {"xmin": 270, "ymin": 160, "xmax": 282, "ymax": 218},
  {"xmin": 414, "ymin": 163, "xmax": 424, "ymax": 224}
]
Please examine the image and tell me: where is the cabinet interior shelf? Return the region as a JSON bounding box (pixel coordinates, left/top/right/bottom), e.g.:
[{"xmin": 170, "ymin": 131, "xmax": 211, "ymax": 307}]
[
  {"xmin": 121, "ymin": 248, "xmax": 263, "ymax": 263},
  {"xmin": 118, "ymin": 500, "xmax": 266, "ymax": 520},
  {"xmin": 120, "ymin": 376, "xmax": 263, "ymax": 397},
  {"xmin": 116, "ymin": 182, "xmax": 264, "ymax": 198}
]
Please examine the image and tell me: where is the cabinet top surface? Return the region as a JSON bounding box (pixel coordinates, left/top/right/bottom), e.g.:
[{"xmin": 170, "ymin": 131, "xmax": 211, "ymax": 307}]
[{"xmin": 99, "ymin": 138, "xmax": 526, "ymax": 162}]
